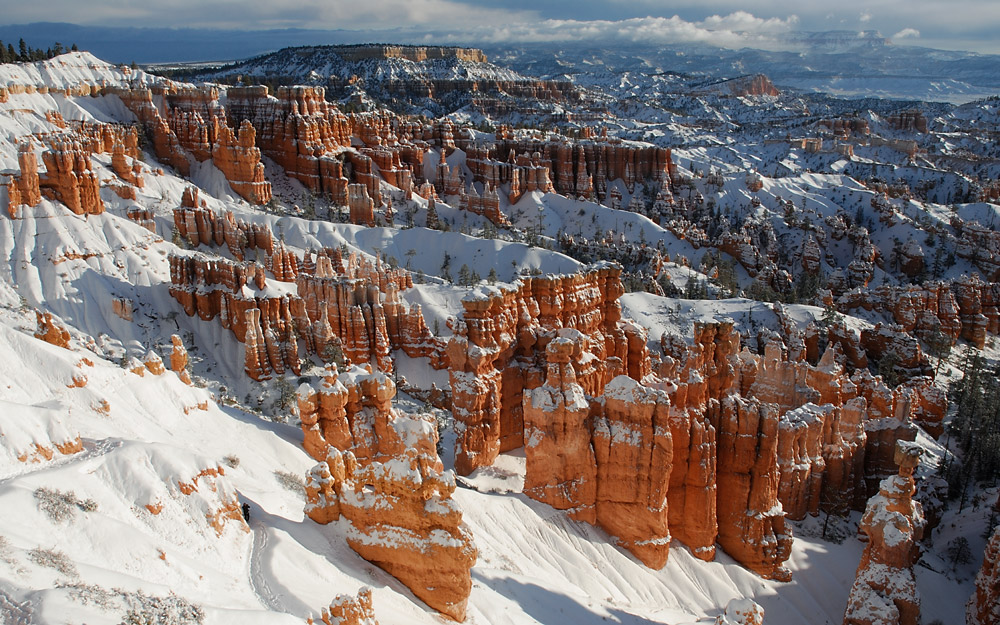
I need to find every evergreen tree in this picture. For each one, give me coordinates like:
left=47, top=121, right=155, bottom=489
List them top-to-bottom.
left=18, top=39, right=27, bottom=62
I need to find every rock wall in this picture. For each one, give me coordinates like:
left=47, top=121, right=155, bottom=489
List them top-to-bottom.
left=113, top=85, right=272, bottom=204
left=466, top=139, right=672, bottom=203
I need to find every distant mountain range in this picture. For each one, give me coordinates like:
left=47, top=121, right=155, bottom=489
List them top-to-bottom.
left=2, top=22, right=999, bottom=103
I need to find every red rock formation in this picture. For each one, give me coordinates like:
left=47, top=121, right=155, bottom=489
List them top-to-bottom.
left=225, top=86, right=353, bottom=200
left=212, top=120, right=272, bottom=205
left=111, top=139, right=144, bottom=189
left=467, top=139, right=670, bottom=203
left=39, top=141, right=104, bottom=215
left=16, top=142, right=42, bottom=207
left=348, top=183, right=376, bottom=227
left=449, top=266, right=635, bottom=476
left=111, top=297, right=134, bottom=321
left=244, top=308, right=270, bottom=381
left=34, top=311, right=71, bottom=348
left=860, top=323, right=932, bottom=380
left=170, top=334, right=193, bottom=384
left=522, top=337, right=597, bottom=521
left=139, top=350, right=164, bottom=376
left=302, top=367, right=476, bottom=621
left=591, top=375, right=673, bottom=568
left=712, top=395, right=792, bottom=581
left=776, top=403, right=829, bottom=520
left=843, top=441, right=925, bottom=625
left=968, top=525, right=1000, bottom=625
left=313, top=588, right=379, bottom=625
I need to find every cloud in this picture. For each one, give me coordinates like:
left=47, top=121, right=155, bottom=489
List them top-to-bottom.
left=860, top=11, right=872, bottom=23
left=428, top=13, right=802, bottom=51
left=892, top=28, right=921, bottom=39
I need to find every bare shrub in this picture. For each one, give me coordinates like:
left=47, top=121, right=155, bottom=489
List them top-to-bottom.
left=273, top=470, right=305, bottom=496
left=33, top=487, right=98, bottom=522
left=28, top=547, right=78, bottom=578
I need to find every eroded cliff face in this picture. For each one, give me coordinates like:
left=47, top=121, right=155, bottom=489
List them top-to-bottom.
left=114, top=85, right=273, bottom=204
left=168, top=235, right=443, bottom=381
left=302, top=366, right=476, bottom=621
left=843, top=442, right=925, bottom=625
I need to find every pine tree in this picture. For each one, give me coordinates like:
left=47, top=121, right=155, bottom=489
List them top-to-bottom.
left=18, top=39, right=27, bottom=62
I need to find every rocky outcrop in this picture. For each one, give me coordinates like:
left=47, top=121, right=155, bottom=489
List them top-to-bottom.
left=115, top=85, right=272, bottom=203
left=225, top=86, right=353, bottom=200
left=466, top=139, right=672, bottom=203
left=15, top=142, right=42, bottom=207
left=169, top=245, right=439, bottom=380
left=448, top=265, right=635, bottom=476
left=34, top=311, right=71, bottom=348
left=860, top=323, right=932, bottom=381
left=169, top=334, right=192, bottom=384
left=143, top=350, right=166, bottom=376
left=303, top=367, right=476, bottom=621
left=776, top=403, right=829, bottom=521
left=843, top=441, right=925, bottom=625
left=968, top=525, right=1000, bottom=625
left=312, top=588, right=379, bottom=625
left=716, top=598, right=766, bottom=625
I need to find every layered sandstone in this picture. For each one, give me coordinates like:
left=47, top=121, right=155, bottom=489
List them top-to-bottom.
left=212, top=120, right=272, bottom=204
left=169, top=243, right=439, bottom=380
left=448, top=265, right=635, bottom=476
left=169, top=334, right=193, bottom=384
left=591, top=375, right=673, bottom=568
left=843, top=441, right=925, bottom=625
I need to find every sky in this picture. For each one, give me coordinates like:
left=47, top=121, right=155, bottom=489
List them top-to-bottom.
left=3, top=0, right=1000, bottom=54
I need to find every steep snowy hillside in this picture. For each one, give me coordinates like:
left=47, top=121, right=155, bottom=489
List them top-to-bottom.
left=0, top=50, right=996, bottom=625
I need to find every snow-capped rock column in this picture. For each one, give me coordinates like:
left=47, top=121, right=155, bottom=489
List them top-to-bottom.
left=169, top=334, right=193, bottom=385
left=522, top=337, right=597, bottom=521
left=777, top=403, right=830, bottom=521
left=843, top=441, right=925, bottom=625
